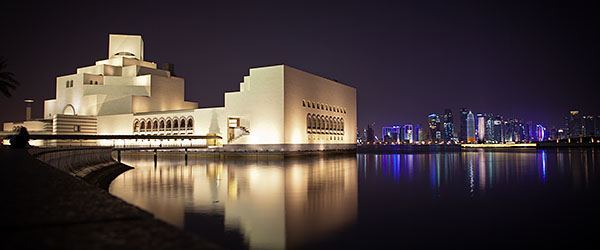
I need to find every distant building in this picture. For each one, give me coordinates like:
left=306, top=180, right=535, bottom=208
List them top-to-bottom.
left=459, top=108, right=469, bottom=142
left=442, top=109, right=454, bottom=142
left=566, top=110, right=583, bottom=138
left=466, top=111, right=476, bottom=143
left=428, top=113, right=442, bottom=142
left=477, top=113, right=485, bottom=142
left=485, top=115, right=494, bottom=142
left=583, top=115, right=595, bottom=137
left=492, top=116, right=504, bottom=143
left=596, top=116, right=600, bottom=136
left=366, top=124, right=375, bottom=143
left=402, top=124, right=414, bottom=143
left=536, top=124, right=546, bottom=141
left=381, top=126, right=401, bottom=143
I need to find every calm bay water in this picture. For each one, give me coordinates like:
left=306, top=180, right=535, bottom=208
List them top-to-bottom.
left=109, top=149, right=600, bottom=249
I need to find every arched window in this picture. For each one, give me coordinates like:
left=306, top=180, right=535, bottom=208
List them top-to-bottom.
left=302, top=100, right=306, bottom=107
left=63, top=104, right=76, bottom=115
left=306, top=114, right=311, bottom=132
left=315, top=115, right=321, bottom=130
left=180, top=118, right=186, bottom=130
left=187, top=118, right=193, bottom=131
left=332, top=118, right=336, bottom=132
left=341, top=118, right=344, bottom=132
left=166, top=119, right=172, bottom=133
left=173, top=119, right=179, bottom=130
left=135, top=120, right=142, bottom=133
left=140, top=120, right=146, bottom=132
left=145, top=120, right=151, bottom=132
left=153, top=120, right=158, bottom=132
left=159, top=120, right=165, bottom=131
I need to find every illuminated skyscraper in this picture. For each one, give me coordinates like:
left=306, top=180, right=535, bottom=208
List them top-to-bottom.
left=459, top=108, right=468, bottom=142
left=442, top=109, right=454, bottom=142
left=566, top=110, right=583, bottom=138
left=466, top=111, right=476, bottom=143
left=428, top=113, right=442, bottom=142
left=477, top=113, right=485, bottom=142
left=583, top=115, right=595, bottom=136
left=485, top=116, right=494, bottom=142
left=492, top=116, right=504, bottom=143
left=366, top=124, right=375, bottom=143
left=402, top=124, right=414, bottom=143
left=536, top=124, right=546, bottom=141
left=382, top=126, right=401, bottom=143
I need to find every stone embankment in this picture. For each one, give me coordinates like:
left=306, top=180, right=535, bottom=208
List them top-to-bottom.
left=2, top=146, right=221, bottom=249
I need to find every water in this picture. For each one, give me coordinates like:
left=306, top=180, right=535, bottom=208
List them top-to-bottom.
left=109, top=149, right=600, bottom=249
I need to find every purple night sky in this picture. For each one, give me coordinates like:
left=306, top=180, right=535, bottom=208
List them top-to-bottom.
left=1, top=1, right=599, bottom=131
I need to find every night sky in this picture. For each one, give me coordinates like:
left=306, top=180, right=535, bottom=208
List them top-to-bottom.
left=1, top=0, right=598, bottom=131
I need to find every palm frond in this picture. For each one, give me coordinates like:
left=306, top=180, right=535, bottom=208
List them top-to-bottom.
left=0, top=72, right=19, bottom=85
left=0, top=79, right=17, bottom=89
left=0, top=85, right=13, bottom=97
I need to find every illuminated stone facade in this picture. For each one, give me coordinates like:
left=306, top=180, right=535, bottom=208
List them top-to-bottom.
left=5, top=34, right=357, bottom=149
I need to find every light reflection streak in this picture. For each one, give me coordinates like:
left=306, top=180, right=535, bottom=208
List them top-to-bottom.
left=110, top=153, right=358, bottom=250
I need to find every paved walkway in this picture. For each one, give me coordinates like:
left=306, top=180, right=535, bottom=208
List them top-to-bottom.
left=2, top=147, right=221, bottom=250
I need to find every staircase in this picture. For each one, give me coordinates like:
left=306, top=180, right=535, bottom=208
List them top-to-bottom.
left=228, top=126, right=250, bottom=143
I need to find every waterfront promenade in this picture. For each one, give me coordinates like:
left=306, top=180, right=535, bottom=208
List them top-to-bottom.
left=1, top=146, right=221, bottom=250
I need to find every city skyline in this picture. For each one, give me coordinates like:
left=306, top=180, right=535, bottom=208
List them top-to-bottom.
left=2, top=1, right=599, bottom=132
left=371, top=108, right=599, bottom=144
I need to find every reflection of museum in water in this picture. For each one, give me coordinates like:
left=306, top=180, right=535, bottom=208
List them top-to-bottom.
left=109, top=153, right=357, bottom=249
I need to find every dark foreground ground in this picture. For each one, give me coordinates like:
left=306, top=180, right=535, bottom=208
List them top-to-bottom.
left=1, top=146, right=222, bottom=250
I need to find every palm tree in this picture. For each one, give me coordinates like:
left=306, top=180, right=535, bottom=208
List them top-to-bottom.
left=0, top=57, right=20, bottom=97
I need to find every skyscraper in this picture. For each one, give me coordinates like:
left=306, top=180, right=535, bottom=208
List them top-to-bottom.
left=459, top=108, right=469, bottom=142
left=442, top=109, right=454, bottom=142
left=567, top=110, right=583, bottom=138
left=466, top=111, right=476, bottom=143
left=428, top=113, right=442, bottom=142
left=477, top=113, right=485, bottom=142
left=583, top=115, right=595, bottom=137
left=485, top=116, right=494, bottom=142
left=492, top=116, right=504, bottom=143
left=596, top=116, right=600, bottom=136
left=366, top=124, right=375, bottom=143
left=402, top=124, right=414, bottom=143
left=414, top=124, right=421, bottom=142
left=536, top=124, right=546, bottom=141
left=382, top=126, right=401, bottom=143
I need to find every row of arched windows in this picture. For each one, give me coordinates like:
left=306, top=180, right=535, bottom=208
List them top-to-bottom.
left=302, top=100, right=347, bottom=114
left=306, top=113, right=344, bottom=135
left=133, top=116, right=194, bottom=134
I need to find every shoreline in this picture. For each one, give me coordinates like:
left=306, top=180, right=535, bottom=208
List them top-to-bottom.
left=2, top=146, right=222, bottom=249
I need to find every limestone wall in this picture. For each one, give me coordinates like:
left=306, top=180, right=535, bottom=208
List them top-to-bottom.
left=29, top=147, right=117, bottom=178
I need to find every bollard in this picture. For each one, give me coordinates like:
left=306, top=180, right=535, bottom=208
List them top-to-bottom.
left=184, top=148, right=188, bottom=165
left=153, top=149, right=158, bottom=167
